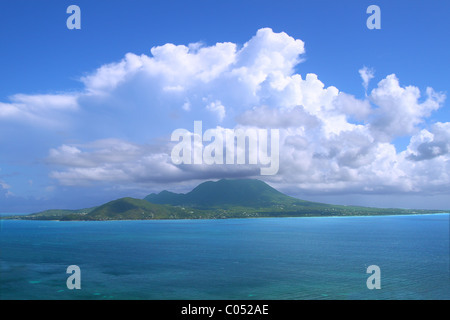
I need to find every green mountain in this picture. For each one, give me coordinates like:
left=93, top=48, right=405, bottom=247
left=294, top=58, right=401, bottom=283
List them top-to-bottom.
left=145, top=178, right=300, bottom=207
left=4, top=179, right=447, bottom=221
left=143, top=179, right=445, bottom=217
left=61, top=197, right=200, bottom=221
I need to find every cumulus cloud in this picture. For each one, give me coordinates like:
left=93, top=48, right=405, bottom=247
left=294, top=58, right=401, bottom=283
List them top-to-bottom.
left=1, top=28, right=448, bottom=198
left=359, top=66, right=375, bottom=91
left=369, top=75, right=445, bottom=141
left=333, top=92, right=372, bottom=121
left=206, top=100, right=226, bottom=122
left=237, top=105, right=320, bottom=129
left=405, top=122, right=450, bottom=161
left=47, top=138, right=260, bottom=187
left=47, top=139, right=178, bottom=186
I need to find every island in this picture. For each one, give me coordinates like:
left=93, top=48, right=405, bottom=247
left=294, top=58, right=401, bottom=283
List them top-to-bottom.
left=2, top=179, right=447, bottom=221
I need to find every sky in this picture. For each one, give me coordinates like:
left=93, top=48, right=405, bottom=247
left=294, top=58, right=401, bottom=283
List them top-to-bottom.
left=0, top=0, right=449, bottom=213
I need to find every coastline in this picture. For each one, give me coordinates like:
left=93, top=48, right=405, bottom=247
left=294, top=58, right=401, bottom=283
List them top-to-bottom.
left=1, top=211, right=448, bottom=222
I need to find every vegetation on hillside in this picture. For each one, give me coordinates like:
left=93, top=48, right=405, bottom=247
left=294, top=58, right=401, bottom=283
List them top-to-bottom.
left=4, top=179, right=447, bottom=221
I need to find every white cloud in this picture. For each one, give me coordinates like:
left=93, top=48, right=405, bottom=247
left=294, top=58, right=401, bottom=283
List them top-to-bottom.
left=1, top=28, right=448, bottom=199
left=81, top=52, right=145, bottom=95
left=359, top=66, right=375, bottom=91
left=369, top=75, right=445, bottom=141
left=333, top=92, right=372, bottom=121
left=0, top=93, right=78, bottom=126
left=182, top=100, right=191, bottom=111
left=206, top=100, right=226, bottom=122
left=404, top=122, right=450, bottom=161
left=47, top=137, right=261, bottom=188
left=48, top=139, right=180, bottom=186
left=0, top=179, right=14, bottom=198
left=0, top=180, right=11, bottom=190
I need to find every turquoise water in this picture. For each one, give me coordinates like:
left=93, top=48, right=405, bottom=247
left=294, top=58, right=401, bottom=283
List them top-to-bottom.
left=0, top=214, right=449, bottom=300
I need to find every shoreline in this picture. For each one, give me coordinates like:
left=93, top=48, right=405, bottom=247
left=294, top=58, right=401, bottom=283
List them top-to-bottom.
left=2, top=211, right=448, bottom=222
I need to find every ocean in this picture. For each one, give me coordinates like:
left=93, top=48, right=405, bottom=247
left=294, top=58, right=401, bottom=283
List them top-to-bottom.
left=0, top=214, right=449, bottom=300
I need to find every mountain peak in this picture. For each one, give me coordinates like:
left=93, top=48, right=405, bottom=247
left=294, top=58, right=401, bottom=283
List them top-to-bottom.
left=16, top=179, right=446, bottom=221
left=144, top=179, right=295, bottom=208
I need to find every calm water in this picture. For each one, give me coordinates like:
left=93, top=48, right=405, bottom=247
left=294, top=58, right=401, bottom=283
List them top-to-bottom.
left=0, top=214, right=449, bottom=300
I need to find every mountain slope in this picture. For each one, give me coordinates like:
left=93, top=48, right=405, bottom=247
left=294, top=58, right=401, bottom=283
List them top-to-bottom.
left=144, top=178, right=446, bottom=217
left=145, top=178, right=303, bottom=208
left=5, top=179, right=447, bottom=221
left=62, top=197, right=198, bottom=221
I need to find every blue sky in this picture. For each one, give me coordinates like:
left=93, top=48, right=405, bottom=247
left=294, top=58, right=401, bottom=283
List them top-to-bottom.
left=1, top=0, right=449, bottom=212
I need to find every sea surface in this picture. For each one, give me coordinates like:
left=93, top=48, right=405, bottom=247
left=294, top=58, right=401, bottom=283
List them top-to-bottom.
left=0, top=214, right=449, bottom=300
